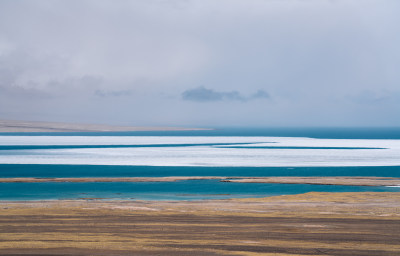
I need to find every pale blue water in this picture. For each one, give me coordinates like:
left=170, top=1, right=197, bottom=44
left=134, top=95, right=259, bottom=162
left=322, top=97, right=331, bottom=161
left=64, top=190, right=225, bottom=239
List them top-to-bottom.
left=0, top=127, right=399, bottom=200
left=2, top=127, right=400, bottom=139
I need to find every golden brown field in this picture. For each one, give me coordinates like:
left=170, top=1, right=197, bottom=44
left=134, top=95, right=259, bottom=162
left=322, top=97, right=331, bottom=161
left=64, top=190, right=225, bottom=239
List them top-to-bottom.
left=1, top=192, right=399, bottom=255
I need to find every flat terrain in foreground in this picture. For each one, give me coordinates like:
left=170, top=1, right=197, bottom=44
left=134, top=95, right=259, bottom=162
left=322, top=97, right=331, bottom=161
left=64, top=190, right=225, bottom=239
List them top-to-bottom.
left=1, top=192, right=400, bottom=256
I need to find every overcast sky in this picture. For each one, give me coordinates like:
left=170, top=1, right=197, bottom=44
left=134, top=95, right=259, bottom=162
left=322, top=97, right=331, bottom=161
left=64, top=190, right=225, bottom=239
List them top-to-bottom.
left=0, top=0, right=399, bottom=127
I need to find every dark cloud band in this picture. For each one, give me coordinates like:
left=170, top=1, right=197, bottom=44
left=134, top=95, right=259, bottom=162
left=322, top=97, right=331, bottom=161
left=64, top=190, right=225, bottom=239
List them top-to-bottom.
left=182, top=86, right=269, bottom=102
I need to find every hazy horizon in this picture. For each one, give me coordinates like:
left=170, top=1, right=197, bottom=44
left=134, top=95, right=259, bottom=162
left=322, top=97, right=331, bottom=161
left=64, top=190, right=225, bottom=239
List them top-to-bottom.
left=1, top=0, right=399, bottom=127
left=2, top=118, right=400, bottom=129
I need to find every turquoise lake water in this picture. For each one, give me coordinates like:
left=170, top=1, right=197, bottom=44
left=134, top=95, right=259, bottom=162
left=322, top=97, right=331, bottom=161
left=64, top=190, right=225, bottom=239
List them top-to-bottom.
left=0, top=128, right=399, bottom=200
left=0, top=180, right=395, bottom=201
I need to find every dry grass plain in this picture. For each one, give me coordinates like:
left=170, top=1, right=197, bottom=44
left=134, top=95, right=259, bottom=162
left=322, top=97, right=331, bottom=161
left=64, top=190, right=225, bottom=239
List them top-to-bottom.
left=1, top=192, right=400, bottom=256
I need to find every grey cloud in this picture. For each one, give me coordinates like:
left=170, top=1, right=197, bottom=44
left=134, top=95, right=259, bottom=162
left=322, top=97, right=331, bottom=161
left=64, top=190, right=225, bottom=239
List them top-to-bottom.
left=0, top=84, right=51, bottom=99
left=182, top=86, right=269, bottom=102
left=182, top=86, right=224, bottom=102
left=94, top=90, right=132, bottom=97
left=251, top=90, right=270, bottom=100
left=350, top=90, right=400, bottom=105
left=354, top=91, right=389, bottom=104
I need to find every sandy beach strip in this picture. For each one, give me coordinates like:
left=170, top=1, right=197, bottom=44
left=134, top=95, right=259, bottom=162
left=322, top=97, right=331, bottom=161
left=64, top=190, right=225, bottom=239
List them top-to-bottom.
left=1, top=176, right=400, bottom=186
left=220, top=176, right=400, bottom=186
left=0, top=192, right=399, bottom=256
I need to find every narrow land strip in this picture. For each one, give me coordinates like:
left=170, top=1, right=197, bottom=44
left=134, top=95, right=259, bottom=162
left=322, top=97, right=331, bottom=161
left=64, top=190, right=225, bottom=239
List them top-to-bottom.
left=0, top=120, right=208, bottom=133
left=1, top=176, right=400, bottom=186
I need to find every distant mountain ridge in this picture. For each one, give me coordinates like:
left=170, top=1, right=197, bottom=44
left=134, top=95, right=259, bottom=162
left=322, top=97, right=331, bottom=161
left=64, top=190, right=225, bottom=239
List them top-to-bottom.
left=0, top=120, right=208, bottom=133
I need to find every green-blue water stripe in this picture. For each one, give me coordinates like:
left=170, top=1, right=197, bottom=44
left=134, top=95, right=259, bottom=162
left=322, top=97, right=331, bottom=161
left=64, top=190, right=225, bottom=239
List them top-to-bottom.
left=1, top=164, right=399, bottom=178
left=0, top=180, right=397, bottom=201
